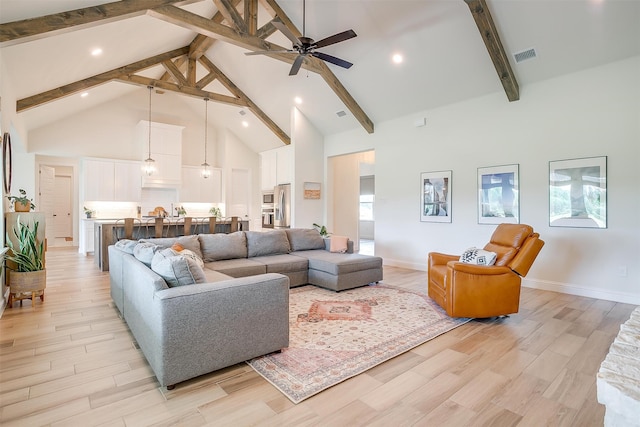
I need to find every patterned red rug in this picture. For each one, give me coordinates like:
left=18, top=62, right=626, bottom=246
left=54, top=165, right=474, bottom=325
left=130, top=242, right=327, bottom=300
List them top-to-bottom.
left=247, top=284, right=471, bottom=403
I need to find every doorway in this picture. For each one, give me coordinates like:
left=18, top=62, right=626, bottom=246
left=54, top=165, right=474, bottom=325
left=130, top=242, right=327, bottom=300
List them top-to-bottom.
left=327, top=150, right=375, bottom=254
left=39, top=165, right=74, bottom=247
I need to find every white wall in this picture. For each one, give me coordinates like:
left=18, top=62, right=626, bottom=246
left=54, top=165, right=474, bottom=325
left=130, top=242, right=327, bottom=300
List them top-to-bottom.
left=325, top=56, right=640, bottom=304
left=291, top=107, right=324, bottom=229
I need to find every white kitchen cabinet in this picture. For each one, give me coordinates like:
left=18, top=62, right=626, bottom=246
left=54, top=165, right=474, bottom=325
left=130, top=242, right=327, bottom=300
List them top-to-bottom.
left=138, top=121, right=184, bottom=188
left=276, top=145, right=293, bottom=185
left=260, top=146, right=293, bottom=191
left=260, top=150, right=277, bottom=191
left=83, top=158, right=141, bottom=202
left=83, top=159, right=114, bottom=201
left=180, top=166, right=222, bottom=203
left=79, top=219, right=95, bottom=255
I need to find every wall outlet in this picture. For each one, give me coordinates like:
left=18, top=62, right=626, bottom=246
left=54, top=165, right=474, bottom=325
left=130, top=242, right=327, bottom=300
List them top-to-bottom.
left=616, top=265, right=628, bottom=277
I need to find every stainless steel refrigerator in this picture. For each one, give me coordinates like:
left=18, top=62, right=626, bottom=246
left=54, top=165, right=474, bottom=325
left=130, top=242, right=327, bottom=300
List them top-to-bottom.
left=274, top=183, right=291, bottom=228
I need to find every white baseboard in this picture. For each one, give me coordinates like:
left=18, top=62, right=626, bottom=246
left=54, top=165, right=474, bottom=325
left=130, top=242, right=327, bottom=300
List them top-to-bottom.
left=382, top=259, right=640, bottom=305
left=522, top=278, right=640, bottom=305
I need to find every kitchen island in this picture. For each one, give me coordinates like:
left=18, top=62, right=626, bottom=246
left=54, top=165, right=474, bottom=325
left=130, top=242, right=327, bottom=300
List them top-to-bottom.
left=93, top=217, right=249, bottom=271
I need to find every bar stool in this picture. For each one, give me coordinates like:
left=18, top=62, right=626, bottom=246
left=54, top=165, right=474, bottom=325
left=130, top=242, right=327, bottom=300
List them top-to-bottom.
left=207, top=216, right=217, bottom=234
left=173, top=217, right=193, bottom=236
left=114, top=218, right=143, bottom=241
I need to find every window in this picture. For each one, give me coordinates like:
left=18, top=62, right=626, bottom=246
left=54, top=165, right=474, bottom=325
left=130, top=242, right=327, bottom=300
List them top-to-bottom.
left=360, top=194, right=374, bottom=220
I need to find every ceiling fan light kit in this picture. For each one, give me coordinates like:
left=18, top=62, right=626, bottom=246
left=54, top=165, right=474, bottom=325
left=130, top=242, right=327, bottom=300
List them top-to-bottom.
left=246, top=0, right=357, bottom=76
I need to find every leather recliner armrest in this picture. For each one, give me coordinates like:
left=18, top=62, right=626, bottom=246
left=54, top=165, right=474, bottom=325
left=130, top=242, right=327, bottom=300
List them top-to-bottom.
left=428, top=252, right=459, bottom=267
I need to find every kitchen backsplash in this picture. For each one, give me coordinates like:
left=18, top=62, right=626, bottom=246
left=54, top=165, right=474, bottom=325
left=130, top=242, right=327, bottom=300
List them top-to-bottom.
left=84, top=188, right=224, bottom=219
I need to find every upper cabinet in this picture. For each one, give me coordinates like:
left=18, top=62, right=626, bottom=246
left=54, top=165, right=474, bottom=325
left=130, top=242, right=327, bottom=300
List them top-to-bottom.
left=137, top=121, right=184, bottom=188
left=260, top=146, right=293, bottom=191
left=83, top=158, right=141, bottom=202
left=180, top=166, right=223, bottom=203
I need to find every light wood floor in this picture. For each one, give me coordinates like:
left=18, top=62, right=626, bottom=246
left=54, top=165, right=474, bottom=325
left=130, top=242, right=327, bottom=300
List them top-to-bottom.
left=1, top=247, right=636, bottom=426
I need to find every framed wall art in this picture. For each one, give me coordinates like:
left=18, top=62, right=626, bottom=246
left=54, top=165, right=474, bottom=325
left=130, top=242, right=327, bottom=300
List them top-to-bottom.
left=549, top=156, right=607, bottom=228
left=477, top=164, right=519, bottom=225
left=420, top=170, right=451, bottom=223
left=303, top=182, right=321, bottom=199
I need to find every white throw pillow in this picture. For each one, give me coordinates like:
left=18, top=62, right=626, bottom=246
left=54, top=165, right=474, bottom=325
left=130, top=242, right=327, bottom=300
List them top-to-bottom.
left=329, top=236, right=349, bottom=253
left=459, top=247, right=497, bottom=266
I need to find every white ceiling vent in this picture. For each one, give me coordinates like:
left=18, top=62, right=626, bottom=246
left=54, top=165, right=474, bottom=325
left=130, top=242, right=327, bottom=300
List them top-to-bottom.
left=513, top=48, right=537, bottom=64
left=336, top=110, right=347, bottom=118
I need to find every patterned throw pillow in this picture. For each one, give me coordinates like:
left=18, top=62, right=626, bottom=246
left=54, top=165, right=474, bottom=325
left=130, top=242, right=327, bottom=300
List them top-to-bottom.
left=459, top=247, right=497, bottom=266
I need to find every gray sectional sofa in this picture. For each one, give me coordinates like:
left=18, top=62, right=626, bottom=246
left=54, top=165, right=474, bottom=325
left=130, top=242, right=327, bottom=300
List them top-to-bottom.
left=108, top=228, right=383, bottom=389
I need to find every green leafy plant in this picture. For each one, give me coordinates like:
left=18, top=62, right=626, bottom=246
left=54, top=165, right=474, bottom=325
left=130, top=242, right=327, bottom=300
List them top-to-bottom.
left=6, top=188, right=36, bottom=211
left=83, top=206, right=95, bottom=217
left=176, top=206, right=187, bottom=216
left=209, top=206, right=221, bottom=218
left=6, top=217, right=45, bottom=272
left=312, top=223, right=330, bottom=237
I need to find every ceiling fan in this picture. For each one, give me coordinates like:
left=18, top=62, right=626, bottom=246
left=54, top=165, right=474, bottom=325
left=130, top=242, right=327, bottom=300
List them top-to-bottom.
left=245, top=0, right=357, bottom=76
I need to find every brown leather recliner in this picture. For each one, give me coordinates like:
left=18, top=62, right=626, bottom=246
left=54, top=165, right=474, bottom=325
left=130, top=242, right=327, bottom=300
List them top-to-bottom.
left=428, top=224, right=544, bottom=318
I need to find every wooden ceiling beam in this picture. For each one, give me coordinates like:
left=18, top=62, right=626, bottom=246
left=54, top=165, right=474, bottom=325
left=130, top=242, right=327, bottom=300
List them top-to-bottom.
left=0, top=0, right=200, bottom=47
left=212, top=0, right=246, bottom=32
left=245, top=0, right=259, bottom=35
left=464, top=0, right=519, bottom=102
left=148, top=5, right=325, bottom=74
left=256, top=20, right=277, bottom=40
left=16, top=47, right=189, bottom=112
left=199, top=55, right=290, bottom=145
left=162, top=60, right=188, bottom=85
left=116, top=74, right=247, bottom=107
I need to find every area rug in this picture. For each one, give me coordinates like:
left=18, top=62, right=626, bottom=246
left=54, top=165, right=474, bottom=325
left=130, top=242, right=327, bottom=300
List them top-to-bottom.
left=247, top=284, right=471, bottom=403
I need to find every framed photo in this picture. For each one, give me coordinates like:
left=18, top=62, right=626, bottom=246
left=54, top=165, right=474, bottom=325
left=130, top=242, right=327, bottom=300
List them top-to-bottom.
left=549, top=156, right=607, bottom=228
left=478, top=164, right=519, bottom=224
left=420, top=170, right=451, bottom=223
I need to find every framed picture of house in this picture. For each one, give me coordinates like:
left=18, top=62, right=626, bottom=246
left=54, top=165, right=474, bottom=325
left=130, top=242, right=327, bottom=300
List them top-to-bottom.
left=549, top=156, right=607, bottom=228
left=477, top=164, right=519, bottom=225
left=420, top=170, right=451, bottom=223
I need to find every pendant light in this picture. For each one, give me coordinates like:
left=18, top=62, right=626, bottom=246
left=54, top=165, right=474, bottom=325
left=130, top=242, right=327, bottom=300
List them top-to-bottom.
left=144, top=86, right=155, bottom=176
left=201, top=98, right=211, bottom=179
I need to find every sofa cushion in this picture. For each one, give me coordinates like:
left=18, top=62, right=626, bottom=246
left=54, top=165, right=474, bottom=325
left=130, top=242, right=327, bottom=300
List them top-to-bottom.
left=285, top=228, right=325, bottom=251
left=245, top=230, right=290, bottom=257
left=199, top=232, right=247, bottom=262
left=140, top=235, right=203, bottom=259
left=329, top=236, right=349, bottom=253
left=114, top=239, right=137, bottom=254
left=133, top=242, right=160, bottom=266
left=459, top=247, right=497, bottom=266
left=292, top=250, right=382, bottom=275
left=151, top=254, right=207, bottom=287
left=251, top=254, right=308, bottom=274
left=204, top=258, right=266, bottom=278
left=202, top=269, right=234, bottom=283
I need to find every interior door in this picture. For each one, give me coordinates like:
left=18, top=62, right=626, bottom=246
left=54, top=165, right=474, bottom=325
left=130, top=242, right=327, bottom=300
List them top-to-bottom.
left=39, top=165, right=56, bottom=244
left=53, top=175, right=72, bottom=240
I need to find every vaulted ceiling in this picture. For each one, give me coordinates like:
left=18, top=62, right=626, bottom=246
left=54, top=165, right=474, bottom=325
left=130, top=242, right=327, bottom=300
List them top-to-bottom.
left=1, top=0, right=639, bottom=153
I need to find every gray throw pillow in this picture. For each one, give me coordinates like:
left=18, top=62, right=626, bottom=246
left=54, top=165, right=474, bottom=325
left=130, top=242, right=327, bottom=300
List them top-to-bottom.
left=286, top=228, right=325, bottom=251
left=245, top=230, right=290, bottom=257
left=198, top=231, right=247, bottom=262
left=114, top=239, right=137, bottom=254
left=133, top=242, right=160, bottom=266
left=151, top=253, right=207, bottom=287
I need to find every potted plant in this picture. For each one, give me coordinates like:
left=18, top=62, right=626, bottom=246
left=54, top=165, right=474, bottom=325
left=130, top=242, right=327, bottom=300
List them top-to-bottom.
left=6, top=188, right=36, bottom=212
left=83, top=206, right=95, bottom=218
left=176, top=206, right=187, bottom=217
left=209, top=206, right=222, bottom=218
left=5, top=216, right=46, bottom=307
left=312, top=223, right=331, bottom=237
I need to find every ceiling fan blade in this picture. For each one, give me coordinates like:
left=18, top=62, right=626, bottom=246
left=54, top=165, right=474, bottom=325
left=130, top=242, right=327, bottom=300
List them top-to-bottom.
left=272, top=19, right=302, bottom=47
left=313, top=29, right=357, bottom=49
left=245, top=50, right=294, bottom=56
left=311, top=52, right=353, bottom=69
left=289, top=55, right=305, bottom=76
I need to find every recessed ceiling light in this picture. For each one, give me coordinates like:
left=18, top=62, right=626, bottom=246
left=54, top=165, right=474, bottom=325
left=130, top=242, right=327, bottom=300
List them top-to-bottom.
left=91, top=48, right=103, bottom=56
left=392, top=53, right=403, bottom=64
left=80, top=92, right=89, bottom=98
left=294, top=97, right=303, bottom=105
left=242, top=121, right=249, bottom=128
